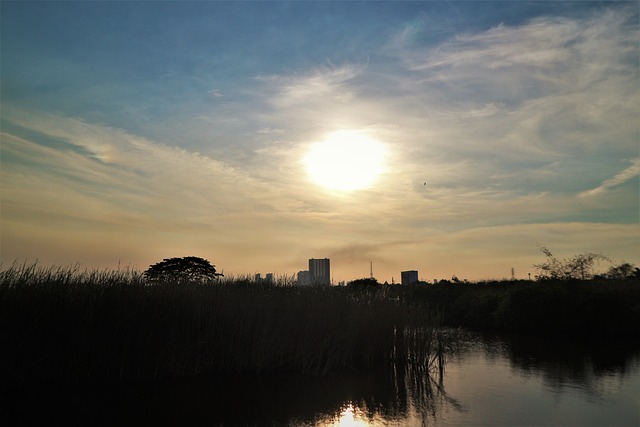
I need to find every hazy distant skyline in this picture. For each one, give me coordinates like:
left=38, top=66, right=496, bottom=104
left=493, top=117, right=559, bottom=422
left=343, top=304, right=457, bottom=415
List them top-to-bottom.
left=1, top=1, right=638, bottom=282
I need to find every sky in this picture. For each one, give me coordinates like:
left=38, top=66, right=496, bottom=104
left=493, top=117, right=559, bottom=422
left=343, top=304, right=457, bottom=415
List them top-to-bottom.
left=1, top=1, right=638, bottom=283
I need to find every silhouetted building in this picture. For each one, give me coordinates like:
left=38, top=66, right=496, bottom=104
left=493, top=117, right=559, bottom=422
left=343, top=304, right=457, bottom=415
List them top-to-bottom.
left=309, top=258, right=331, bottom=286
left=297, top=270, right=310, bottom=286
left=401, top=270, right=419, bottom=285
left=255, top=273, right=261, bottom=282
left=265, top=273, right=274, bottom=283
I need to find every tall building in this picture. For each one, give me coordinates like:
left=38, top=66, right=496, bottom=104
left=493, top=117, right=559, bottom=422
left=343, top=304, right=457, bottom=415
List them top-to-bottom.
left=309, top=258, right=331, bottom=286
left=297, top=270, right=310, bottom=286
left=401, top=270, right=419, bottom=285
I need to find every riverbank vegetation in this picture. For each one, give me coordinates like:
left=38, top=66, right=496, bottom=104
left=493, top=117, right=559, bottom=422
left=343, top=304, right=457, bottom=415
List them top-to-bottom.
left=1, top=262, right=638, bottom=386
left=0, top=263, right=449, bottom=385
left=396, top=278, right=640, bottom=337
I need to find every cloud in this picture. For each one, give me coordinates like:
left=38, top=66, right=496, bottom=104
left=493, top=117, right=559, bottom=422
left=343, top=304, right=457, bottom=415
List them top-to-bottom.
left=248, top=5, right=638, bottom=237
left=382, top=6, right=639, bottom=172
left=385, top=8, right=636, bottom=197
left=401, top=8, right=637, bottom=92
left=258, top=64, right=362, bottom=105
left=0, top=107, right=306, bottom=231
left=0, top=107, right=410, bottom=273
left=257, top=127, right=284, bottom=134
left=580, top=158, right=640, bottom=197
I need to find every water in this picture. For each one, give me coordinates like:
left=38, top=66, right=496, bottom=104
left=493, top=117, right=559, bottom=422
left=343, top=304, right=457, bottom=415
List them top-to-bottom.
left=3, top=331, right=639, bottom=426
left=304, top=332, right=640, bottom=426
left=425, top=334, right=640, bottom=426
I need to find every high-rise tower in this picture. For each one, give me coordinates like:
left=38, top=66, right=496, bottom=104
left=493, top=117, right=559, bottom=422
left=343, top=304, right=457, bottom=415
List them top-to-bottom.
left=309, top=258, right=331, bottom=286
left=401, top=270, right=419, bottom=285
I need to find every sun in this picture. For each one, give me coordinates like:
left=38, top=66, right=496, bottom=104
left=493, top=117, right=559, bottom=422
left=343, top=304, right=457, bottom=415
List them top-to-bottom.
left=304, top=130, right=387, bottom=192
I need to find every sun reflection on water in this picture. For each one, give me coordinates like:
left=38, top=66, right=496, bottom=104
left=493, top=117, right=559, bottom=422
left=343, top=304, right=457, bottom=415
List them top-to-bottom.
left=314, top=400, right=407, bottom=427
left=335, top=404, right=369, bottom=427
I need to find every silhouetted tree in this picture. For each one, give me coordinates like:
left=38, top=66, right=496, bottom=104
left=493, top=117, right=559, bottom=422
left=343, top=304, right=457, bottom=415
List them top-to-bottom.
left=534, top=246, right=609, bottom=281
left=144, top=256, right=223, bottom=283
left=605, top=262, right=637, bottom=280
left=347, top=277, right=380, bottom=287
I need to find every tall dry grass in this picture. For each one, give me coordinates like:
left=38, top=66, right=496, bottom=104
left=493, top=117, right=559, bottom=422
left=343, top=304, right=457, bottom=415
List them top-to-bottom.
left=0, top=263, right=446, bottom=384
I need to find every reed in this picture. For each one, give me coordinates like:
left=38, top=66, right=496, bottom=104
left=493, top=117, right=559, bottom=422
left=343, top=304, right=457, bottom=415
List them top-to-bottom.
left=0, top=263, right=447, bottom=384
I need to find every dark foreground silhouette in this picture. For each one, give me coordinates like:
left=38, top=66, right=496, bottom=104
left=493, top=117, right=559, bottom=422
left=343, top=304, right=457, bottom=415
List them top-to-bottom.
left=0, top=264, right=638, bottom=387
left=0, top=264, right=449, bottom=385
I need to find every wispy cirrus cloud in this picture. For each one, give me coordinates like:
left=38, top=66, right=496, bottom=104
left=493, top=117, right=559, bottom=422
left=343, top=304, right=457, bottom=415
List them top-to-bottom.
left=380, top=7, right=637, bottom=194
left=399, top=8, right=637, bottom=93
left=257, top=64, right=363, bottom=108
left=0, top=107, right=298, bottom=217
left=580, top=158, right=640, bottom=198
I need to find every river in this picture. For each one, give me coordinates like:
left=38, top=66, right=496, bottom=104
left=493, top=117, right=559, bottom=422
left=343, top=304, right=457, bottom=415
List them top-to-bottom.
left=3, top=330, right=638, bottom=426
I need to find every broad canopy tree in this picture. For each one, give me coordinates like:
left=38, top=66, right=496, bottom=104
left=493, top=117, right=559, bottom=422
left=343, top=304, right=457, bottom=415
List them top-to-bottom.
left=144, top=256, right=223, bottom=284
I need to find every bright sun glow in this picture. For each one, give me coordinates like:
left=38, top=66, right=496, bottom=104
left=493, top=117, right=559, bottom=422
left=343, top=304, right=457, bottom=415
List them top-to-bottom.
left=304, top=130, right=386, bottom=192
left=335, top=404, right=369, bottom=427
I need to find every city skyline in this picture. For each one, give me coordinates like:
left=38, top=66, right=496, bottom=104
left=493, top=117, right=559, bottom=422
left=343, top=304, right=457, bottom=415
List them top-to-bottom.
left=1, top=2, right=638, bottom=283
